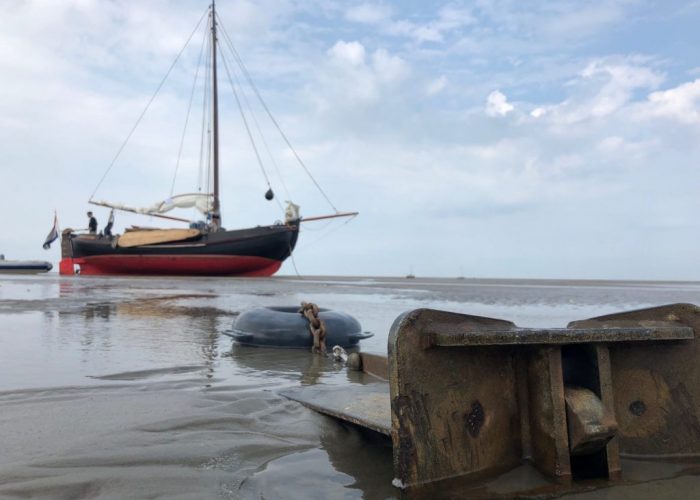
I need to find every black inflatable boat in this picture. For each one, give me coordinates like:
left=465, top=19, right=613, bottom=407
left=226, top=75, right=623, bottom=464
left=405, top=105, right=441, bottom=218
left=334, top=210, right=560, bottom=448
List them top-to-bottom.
left=0, top=257, right=53, bottom=274
left=228, top=306, right=373, bottom=348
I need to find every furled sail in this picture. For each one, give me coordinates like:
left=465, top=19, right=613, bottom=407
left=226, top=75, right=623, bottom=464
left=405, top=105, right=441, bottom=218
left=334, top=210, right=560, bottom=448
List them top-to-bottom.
left=94, top=193, right=214, bottom=217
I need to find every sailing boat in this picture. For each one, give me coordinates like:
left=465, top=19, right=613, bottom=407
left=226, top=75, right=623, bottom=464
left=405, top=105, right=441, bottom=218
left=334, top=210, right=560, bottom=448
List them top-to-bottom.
left=59, top=1, right=355, bottom=277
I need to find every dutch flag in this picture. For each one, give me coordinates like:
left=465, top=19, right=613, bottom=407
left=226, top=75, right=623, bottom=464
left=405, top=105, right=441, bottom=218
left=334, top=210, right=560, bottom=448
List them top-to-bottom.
left=43, top=212, right=59, bottom=250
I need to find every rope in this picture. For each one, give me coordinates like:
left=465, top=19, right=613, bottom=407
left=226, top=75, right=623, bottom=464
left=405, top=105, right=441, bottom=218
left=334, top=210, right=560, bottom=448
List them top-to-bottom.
left=90, top=6, right=209, bottom=201
left=204, top=15, right=213, bottom=203
left=216, top=15, right=339, bottom=213
left=171, top=17, right=209, bottom=196
left=197, top=20, right=212, bottom=193
left=218, top=36, right=292, bottom=202
left=220, top=50, right=285, bottom=213
left=221, top=50, right=290, bottom=213
left=219, top=51, right=274, bottom=191
left=298, top=213, right=357, bottom=248
left=288, top=243, right=302, bottom=278
left=299, top=302, right=326, bottom=354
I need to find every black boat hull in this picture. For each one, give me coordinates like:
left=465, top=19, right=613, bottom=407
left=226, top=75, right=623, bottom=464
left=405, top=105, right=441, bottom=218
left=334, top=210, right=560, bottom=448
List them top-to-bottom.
left=60, top=224, right=299, bottom=276
left=0, top=261, right=53, bottom=274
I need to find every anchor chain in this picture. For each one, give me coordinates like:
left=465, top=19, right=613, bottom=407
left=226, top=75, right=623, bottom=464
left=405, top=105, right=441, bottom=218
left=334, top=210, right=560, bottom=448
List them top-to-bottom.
left=299, top=302, right=327, bottom=353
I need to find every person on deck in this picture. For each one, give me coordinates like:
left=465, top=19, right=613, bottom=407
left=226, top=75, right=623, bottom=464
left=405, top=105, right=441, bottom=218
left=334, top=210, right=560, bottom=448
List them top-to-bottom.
left=87, top=212, right=98, bottom=234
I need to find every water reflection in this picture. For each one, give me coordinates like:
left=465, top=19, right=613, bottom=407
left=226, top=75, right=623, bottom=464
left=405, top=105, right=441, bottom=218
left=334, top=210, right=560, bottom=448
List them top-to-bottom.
left=2, top=275, right=700, bottom=498
left=0, top=281, right=244, bottom=387
left=84, top=302, right=114, bottom=321
left=224, top=345, right=341, bottom=385
left=319, top=425, right=394, bottom=497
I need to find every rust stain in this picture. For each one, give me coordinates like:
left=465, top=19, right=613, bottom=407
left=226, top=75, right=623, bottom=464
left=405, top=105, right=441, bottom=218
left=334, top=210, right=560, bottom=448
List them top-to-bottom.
left=465, top=401, right=485, bottom=438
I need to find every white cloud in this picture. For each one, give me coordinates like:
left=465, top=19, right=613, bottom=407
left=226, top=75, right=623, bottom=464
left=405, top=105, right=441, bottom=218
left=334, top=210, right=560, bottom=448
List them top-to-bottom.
left=345, top=3, right=392, bottom=24
left=538, top=3, right=628, bottom=40
left=385, top=4, right=475, bottom=44
left=436, top=5, right=477, bottom=30
left=388, top=20, right=444, bottom=43
left=328, top=40, right=366, bottom=66
left=316, top=41, right=408, bottom=105
left=371, top=48, right=408, bottom=83
left=536, top=59, right=665, bottom=125
left=579, top=60, right=664, bottom=118
left=537, top=65, right=700, bottom=127
left=426, top=75, right=448, bottom=96
left=644, top=79, right=700, bottom=124
left=485, top=90, right=514, bottom=116
left=595, top=136, right=655, bottom=161
left=597, top=136, right=626, bottom=151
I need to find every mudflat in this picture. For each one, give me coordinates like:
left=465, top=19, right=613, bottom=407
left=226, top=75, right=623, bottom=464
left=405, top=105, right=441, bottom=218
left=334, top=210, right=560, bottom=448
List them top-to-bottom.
left=1, top=275, right=699, bottom=498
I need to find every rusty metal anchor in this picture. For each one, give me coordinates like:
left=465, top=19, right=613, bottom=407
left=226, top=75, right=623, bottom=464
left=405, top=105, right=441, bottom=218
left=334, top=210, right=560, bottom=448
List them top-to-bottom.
left=282, top=303, right=700, bottom=492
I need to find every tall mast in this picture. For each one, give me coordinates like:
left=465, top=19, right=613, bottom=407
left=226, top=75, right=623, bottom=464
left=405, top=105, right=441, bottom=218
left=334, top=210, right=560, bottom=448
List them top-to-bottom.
left=211, top=0, right=221, bottom=229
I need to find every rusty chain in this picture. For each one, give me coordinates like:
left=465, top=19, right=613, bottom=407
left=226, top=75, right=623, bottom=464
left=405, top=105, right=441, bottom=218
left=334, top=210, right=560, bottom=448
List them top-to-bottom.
left=299, top=302, right=327, bottom=354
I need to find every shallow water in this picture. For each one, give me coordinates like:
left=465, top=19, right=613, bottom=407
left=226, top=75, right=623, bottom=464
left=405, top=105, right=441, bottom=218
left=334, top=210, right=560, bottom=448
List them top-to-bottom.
left=1, top=275, right=699, bottom=498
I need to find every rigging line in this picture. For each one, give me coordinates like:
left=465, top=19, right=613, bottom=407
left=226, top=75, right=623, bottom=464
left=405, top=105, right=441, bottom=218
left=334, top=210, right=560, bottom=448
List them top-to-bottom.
left=90, top=6, right=209, bottom=201
left=170, top=14, right=209, bottom=197
left=216, top=15, right=339, bottom=213
left=197, top=16, right=212, bottom=192
left=198, top=23, right=212, bottom=193
left=219, top=40, right=292, bottom=201
left=206, top=49, right=213, bottom=206
left=219, top=51, right=270, bottom=187
left=221, top=52, right=285, bottom=214
left=223, top=53, right=285, bottom=214
left=206, top=99, right=212, bottom=203
left=299, top=214, right=357, bottom=248
left=300, top=219, right=335, bottom=231
left=288, top=243, right=302, bottom=278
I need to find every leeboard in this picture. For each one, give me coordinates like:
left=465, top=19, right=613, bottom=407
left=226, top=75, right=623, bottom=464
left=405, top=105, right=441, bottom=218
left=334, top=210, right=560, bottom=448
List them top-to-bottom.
left=116, top=228, right=201, bottom=248
left=281, top=383, right=391, bottom=436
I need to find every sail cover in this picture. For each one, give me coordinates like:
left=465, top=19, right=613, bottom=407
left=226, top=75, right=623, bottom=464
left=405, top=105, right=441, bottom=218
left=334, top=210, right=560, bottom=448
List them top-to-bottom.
left=95, top=193, right=214, bottom=217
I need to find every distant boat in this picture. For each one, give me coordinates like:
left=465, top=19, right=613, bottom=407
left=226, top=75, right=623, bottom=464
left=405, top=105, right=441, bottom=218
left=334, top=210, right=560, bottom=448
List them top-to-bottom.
left=59, top=1, right=356, bottom=277
left=0, top=256, right=52, bottom=274
left=405, top=265, right=415, bottom=279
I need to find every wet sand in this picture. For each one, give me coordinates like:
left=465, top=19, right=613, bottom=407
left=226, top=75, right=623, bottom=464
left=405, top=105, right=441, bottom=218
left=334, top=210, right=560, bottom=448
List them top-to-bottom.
left=1, top=275, right=700, bottom=498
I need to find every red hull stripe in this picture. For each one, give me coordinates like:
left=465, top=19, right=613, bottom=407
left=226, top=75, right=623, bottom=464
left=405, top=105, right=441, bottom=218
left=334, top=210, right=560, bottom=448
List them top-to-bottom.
left=68, top=254, right=283, bottom=277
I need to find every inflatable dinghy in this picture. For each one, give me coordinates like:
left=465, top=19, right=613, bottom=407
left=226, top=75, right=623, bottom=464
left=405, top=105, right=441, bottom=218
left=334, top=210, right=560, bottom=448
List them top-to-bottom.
left=0, top=258, right=53, bottom=274
left=228, top=306, right=373, bottom=348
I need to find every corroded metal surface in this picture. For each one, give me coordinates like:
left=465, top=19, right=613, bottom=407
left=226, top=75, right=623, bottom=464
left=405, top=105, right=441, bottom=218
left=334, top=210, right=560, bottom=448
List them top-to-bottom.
left=284, top=303, right=700, bottom=493
left=388, top=303, right=699, bottom=489
left=569, top=303, right=700, bottom=458
left=388, top=309, right=523, bottom=487
left=431, top=325, right=692, bottom=346
left=591, top=344, right=622, bottom=479
left=526, top=346, right=571, bottom=480
left=358, top=353, right=389, bottom=380
left=281, top=384, right=391, bottom=436
left=564, top=386, right=617, bottom=456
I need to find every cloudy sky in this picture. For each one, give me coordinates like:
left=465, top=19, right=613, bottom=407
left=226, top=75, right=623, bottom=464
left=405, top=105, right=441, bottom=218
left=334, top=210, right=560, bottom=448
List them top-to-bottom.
left=1, top=0, right=699, bottom=279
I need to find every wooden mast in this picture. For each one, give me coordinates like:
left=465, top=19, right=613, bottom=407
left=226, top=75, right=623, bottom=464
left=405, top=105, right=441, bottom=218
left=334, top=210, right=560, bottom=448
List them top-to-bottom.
left=211, top=0, right=221, bottom=229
